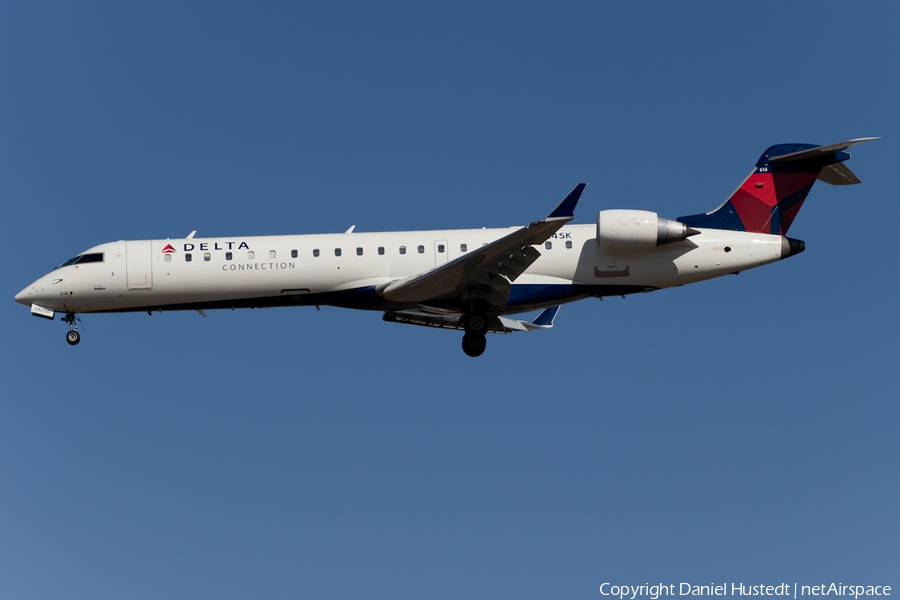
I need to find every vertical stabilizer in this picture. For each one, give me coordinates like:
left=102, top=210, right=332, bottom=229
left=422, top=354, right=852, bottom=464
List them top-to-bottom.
left=678, top=138, right=876, bottom=235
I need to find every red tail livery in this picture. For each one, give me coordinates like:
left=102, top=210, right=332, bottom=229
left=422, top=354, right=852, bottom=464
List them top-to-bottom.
left=679, top=138, right=877, bottom=235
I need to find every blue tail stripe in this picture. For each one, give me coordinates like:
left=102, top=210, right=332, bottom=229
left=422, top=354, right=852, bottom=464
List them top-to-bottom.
left=678, top=201, right=745, bottom=232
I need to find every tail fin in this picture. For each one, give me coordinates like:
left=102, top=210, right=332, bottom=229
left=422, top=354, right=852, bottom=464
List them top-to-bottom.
left=678, top=138, right=877, bottom=235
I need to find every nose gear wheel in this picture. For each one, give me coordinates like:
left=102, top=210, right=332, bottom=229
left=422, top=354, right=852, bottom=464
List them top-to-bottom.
left=62, top=313, right=82, bottom=346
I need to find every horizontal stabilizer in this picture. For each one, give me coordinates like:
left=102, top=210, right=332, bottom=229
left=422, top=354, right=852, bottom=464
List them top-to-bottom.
left=768, top=137, right=879, bottom=163
left=817, top=162, right=862, bottom=185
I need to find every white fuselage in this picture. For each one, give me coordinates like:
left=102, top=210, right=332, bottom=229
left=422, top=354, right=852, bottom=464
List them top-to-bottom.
left=15, top=224, right=787, bottom=316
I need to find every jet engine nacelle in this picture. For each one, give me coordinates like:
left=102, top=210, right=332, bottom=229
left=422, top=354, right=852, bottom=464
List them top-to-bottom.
left=596, top=209, right=699, bottom=253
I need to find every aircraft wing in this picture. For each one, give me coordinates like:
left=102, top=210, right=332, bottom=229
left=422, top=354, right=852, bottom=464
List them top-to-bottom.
left=377, top=184, right=585, bottom=307
left=383, top=305, right=561, bottom=333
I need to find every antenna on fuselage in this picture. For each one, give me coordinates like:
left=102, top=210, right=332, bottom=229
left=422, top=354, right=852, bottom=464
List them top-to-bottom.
left=186, top=231, right=197, bottom=239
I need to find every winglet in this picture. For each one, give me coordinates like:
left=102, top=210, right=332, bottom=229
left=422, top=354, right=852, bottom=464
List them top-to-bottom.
left=545, top=184, right=586, bottom=221
left=531, top=305, right=560, bottom=327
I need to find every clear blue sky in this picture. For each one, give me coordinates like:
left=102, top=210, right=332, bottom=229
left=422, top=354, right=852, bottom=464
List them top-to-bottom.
left=2, top=2, right=896, bottom=599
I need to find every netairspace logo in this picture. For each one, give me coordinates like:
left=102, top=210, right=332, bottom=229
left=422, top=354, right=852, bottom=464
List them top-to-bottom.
left=599, top=584, right=892, bottom=600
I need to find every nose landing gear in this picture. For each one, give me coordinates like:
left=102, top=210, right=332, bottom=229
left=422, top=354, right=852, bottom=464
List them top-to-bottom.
left=63, top=313, right=81, bottom=345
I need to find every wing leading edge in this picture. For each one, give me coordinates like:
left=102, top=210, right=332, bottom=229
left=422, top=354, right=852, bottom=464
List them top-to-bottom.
left=377, top=184, right=586, bottom=307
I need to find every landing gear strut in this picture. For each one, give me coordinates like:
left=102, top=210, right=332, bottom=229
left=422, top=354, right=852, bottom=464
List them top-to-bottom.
left=461, top=311, right=488, bottom=357
left=63, top=313, right=81, bottom=346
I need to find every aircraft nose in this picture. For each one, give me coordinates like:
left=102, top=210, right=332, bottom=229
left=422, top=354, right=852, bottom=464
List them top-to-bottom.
left=15, top=286, right=32, bottom=306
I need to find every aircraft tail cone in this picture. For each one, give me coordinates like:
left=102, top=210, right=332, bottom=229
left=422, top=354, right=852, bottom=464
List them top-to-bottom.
left=781, top=237, right=806, bottom=260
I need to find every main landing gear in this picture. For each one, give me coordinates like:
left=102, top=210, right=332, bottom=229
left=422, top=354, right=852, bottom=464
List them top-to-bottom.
left=461, top=312, right=488, bottom=357
left=63, top=313, right=81, bottom=345
left=461, top=333, right=486, bottom=357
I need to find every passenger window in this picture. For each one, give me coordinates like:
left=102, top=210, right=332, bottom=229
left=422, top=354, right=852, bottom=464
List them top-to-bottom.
left=545, top=241, right=552, bottom=249
left=565, top=241, right=573, bottom=249
left=437, top=244, right=445, bottom=253
left=460, top=244, right=467, bottom=252
left=417, top=245, right=425, bottom=254
left=399, top=246, right=406, bottom=255
left=357, top=247, right=363, bottom=256
left=378, top=247, right=384, bottom=255
left=335, top=248, right=341, bottom=257
left=291, top=249, right=298, bottom=258
left=313, top=249, right=320, bottom=257
left=269, top=250, right=276, bottom=259
left=248, top=251, right=255, bottom=259
left=204, top=252, right=211, bottom=261
left=226, top=252, right=232, bottom=260
left=185, top=253, right=192, bottom=262
left=164, top=254, right=171, bottom=263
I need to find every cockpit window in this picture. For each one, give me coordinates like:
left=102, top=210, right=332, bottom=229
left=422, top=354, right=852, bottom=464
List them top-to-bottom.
left=55, top=253, right=104, bottom=270
left=56, top=257, right=79, bottom=269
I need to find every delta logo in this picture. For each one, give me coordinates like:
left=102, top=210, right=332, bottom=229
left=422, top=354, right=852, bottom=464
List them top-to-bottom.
left=161, top=244, right=177, bottom=253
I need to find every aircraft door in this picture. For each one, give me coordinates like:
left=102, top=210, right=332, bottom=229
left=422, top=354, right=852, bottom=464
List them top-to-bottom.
left=126, top=240, right=153, bottom=289
left=434, top=240, right=448, bottom=266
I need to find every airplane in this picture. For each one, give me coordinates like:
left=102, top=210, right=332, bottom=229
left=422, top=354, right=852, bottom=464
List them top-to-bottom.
left=15, top=138, right=875, bottom=357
